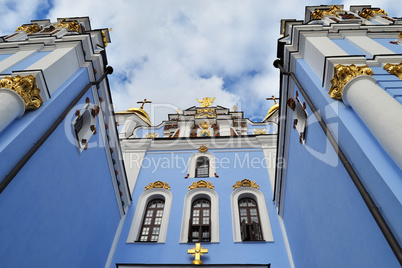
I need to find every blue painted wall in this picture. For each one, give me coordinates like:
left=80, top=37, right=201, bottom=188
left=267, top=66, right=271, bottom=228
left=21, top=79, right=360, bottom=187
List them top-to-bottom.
left=331, top=38, right=366, bottom=56
left=373, top=38, right=402, bottom=54
left=1, top=51, right=51, bottom=74
left=278, top=58, right=402, bottom=267
left=1, top=68, right=89, bottom=183
left=0, top=89, right=120, bottom=267
left=112, top=149, right=290, bottom=266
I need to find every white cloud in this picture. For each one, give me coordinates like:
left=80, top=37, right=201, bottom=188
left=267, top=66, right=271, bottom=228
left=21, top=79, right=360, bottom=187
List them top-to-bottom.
left=0, top=0, right=400, bottom=124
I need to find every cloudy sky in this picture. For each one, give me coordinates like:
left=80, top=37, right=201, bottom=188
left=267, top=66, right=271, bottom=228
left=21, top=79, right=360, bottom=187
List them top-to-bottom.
left=0, top=0, right=400, bottom=124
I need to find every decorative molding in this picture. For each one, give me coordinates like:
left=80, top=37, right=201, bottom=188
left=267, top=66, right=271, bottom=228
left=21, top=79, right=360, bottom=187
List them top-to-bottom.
left=311, top=5, right=341, bottom=20
left=359, top=8, right=387, bottom=20
left=55, top=18, right=81, bottom=32
left=15, top=24, right=41, bottom=34
left=383, top=63, right=402, bottom=80
left=329, top=64, right=373, bottom=100
left=0, top=75, right=44, bottom=110
left=196, top=97, right=215, bottom=107
left=195, top=108, right=216, bottom=118
left=198, top=145, right=208, bottom=152
left=233, top=179, right=259, bottom=190
left=189, top=180, right=214, bottom=191
left=145, top=181, right=170, bottom=191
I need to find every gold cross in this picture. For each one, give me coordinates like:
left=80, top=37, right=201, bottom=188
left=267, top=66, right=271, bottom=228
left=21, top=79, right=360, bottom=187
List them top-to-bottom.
left=266, top=95, right=279, bottom=104
left=137, top=99, right=152, bottom=109
left=232, top=105, right=238, bottom=112
left=176, top=108, right=182, bottom=114
left=187, top=243, right=208, bottom=265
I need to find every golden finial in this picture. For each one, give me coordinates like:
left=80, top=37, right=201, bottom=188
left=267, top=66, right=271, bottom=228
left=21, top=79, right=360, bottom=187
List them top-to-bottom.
left=266, top=95, right=278, bottom=104
left=196, top=97, right=215, bottom=108
left=137, top=99, right=152, bottom=109
left=232, top=105, right=238, bottom=112
left=176, top=108, right=182, bottom=114
left=198, top=145, right=208, bottom=152
left=189, top=180, right=214, bottom=191
left=144, top=181, right=170, bottom=191
left=187, top=243, right=208, bottom=265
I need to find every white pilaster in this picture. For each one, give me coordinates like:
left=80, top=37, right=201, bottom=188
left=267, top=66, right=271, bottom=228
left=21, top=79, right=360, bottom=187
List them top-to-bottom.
left=346, top=36, right=394, bottom=58
left=0, top=50, right=38, bottom=73
left=343, top=75, right=402, bottom=169
left=0, top=88, right=25, bottom=132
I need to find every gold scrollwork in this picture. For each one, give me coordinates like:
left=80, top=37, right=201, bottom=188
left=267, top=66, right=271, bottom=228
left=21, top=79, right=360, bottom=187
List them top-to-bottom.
left=311, top=5, right=341, bottom=20
left=359, top=8, right=387, bottom=20
left=55, top=18, right=81, bottom=33
left=15, top=24, right=41, bottom=34
left=101, top=30, right=108, bottom=47
left=399, top=32, right=402, bottom=39
left=383, top=63, right=402, bottom=81
left=329, top=64, right=373, bottom=100
left=0, top=75, right=43, bottom=110
left=196, top=97, right=215, bottom=108
left=196, top=108, right=216, bottom=118
left=254, top=129, right=268, bottom=135
left=144, top=132, right=159, bottom=138
left=198, top=145, right=208, bottom=152
left=233, top=179, right=259, bottom=190
left=189, top=180, right=214, bottom=191
left=144, top=181, right=170, bottom=191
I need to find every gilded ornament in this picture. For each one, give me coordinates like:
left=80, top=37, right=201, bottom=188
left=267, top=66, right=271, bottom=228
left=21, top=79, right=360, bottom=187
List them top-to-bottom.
left=311, top=5, right=341, bottom=20
left=359, top=8, right=387, bottom=20
left=55, top=18, right=81, bottom=33
left=15, top=24, right=41, bottom=34
left=101, top=30, right=108, bottom=47
left=399, top=32, right=402, bottom=39
left=383, top=63, right=402, bottom=81
left=329, top=64, right=373, bottom=100
left=0, top=75, right=43, bottom=110
left=196, top=97, right=215, bottom=107
left=195, top=108, right=216, bottom=118
left=254, top=129, right=268, bottom=135
left=144, top=132, right=159, bottom=138
left=198, top=145, right=208, bottom=152
left=233, top=179, right=259, bottom=190
left=189, top=180, right=214, bottom=191
left=145, top=181, right=170, bottom=191
left=187, top=243, right=208, bottom=265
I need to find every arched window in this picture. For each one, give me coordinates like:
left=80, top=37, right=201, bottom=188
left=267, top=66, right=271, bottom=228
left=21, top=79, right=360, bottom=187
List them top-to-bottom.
left=195, top=157, right=209, bottom=178
left=231, top=187, right=273, bottom=242
left=127, top=188, right=172, bottom=244
left=238, top=198, right=263, bottom=241
left=139, top=199, right=165, bottom=242
left=189, top=199, right=211, bottom=242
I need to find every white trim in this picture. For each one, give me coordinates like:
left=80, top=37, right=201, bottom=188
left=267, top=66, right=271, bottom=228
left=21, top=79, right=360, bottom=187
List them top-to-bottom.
left=188, top=152, right=216, bottom=178
left=231, top=187, right=274, bottom=242
left=127, top=188, right=172, bottom=243
left=180, top=188, right=219, bottom=243
left=105, top=214, right=126, bottom=268
left=278, top=215, right=295, bottom=268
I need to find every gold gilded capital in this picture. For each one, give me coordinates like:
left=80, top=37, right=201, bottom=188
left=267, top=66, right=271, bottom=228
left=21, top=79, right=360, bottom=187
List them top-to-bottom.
left=311, top=5, right=341, bottom=20
left=359, top=8, right=387, bottom=20
left=55, top=19, right=81, bottom=33
left=16, top=24, right=41, bottom=34
left=383, top=63, right=402, bottom=81
left=329, top=64, right=373, bottom=100
left=0, top=75, right=43, bottom=110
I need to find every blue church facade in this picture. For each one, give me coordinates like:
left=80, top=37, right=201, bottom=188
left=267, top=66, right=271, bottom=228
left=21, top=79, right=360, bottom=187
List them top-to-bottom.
left=1, top=4, right=402, bottom=268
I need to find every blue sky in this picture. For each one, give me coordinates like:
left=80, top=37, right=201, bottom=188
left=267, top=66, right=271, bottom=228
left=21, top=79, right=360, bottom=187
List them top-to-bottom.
left=0, top=0, right=399, bottom=124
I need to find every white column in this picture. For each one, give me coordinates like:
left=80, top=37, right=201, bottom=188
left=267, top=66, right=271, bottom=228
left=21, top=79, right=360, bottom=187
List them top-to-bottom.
left=343, top=75, right=402, bottom=169
left=0, top=88, right=25, bottom=132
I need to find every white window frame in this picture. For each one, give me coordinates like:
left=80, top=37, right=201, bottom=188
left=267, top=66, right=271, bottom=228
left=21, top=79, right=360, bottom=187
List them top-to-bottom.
left=188, top=152, right=216, bottom=178
left=231, top=187, right=273, bottom=242
left=127, top=188, right=172, bottom=243
left=180, top=188, right=219, bottom=243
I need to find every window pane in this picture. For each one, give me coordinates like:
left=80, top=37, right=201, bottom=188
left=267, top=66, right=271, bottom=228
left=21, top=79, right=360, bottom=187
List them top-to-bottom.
left=202, top=200, right=210, bottom=207
left=239, top=200, right=246, bottom=207
left=156, top=201, right=164, bottom=208
left=250, top=208, right=257, bottom=216
left=240, top=209, right=247, bottom=216
left=156, top=210, right=163, bottom=217
left=193, top=210, right=200, bottom=216
left=203, top=210, right=209, bottom=217
left=146, top=211, right=153, bottom=217
left=251, top=216, right=259, bottom=223
left=203, top=217, right=209, bottom=224
left=144, top=218, right=151, bottom=225
left=154, top=218, right=162, bottom=225
left=193, top=218, right=199, bottom=225
left=142, top=227, right=149, bottom=235
left=152, top=227, right=160, bottom=235
left=140, top=236, right=148, bottom=241
left=151, top=236, right=158, bottom=241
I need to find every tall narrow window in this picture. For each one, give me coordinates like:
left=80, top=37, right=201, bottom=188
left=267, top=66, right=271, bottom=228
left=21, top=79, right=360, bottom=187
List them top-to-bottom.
left=195, top=157, right=209, bottom=177
left=239, top=198, right=263, bottom=241
left=139, top=199, right=164, bottom=242
left=189, top=199, right=211, bottom=242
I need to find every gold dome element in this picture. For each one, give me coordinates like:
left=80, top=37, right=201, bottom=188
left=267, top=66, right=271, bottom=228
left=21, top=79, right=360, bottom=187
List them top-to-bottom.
left=263, top=103, right=279, bottom=122
left=116, top=107, right=152, bottom=126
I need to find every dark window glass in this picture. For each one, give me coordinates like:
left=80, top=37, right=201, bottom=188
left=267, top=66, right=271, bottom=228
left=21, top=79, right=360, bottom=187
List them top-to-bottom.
left=196, top=156, right=209, bottom=178
left=188, top=198, right=211, bottom=242
left=239, top=198, right=263, bottom=241
left=138, top=199, right=164, bottom=242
